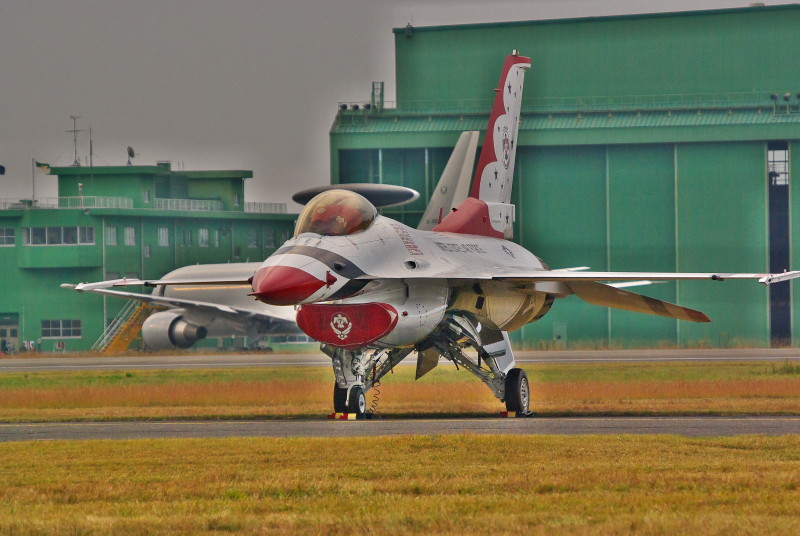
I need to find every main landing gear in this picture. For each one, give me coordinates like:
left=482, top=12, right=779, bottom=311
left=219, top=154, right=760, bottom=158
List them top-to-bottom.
left=418, top=315, right=533, bottom=417
left=321, top=316, right=533, bottom=417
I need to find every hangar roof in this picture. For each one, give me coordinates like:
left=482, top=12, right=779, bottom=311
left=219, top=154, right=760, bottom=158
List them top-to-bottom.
left=392, top=4, right=800, bottom=34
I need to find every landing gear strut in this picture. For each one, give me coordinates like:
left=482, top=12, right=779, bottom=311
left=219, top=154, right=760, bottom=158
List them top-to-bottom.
left=322, top=344, right=412, bottom=416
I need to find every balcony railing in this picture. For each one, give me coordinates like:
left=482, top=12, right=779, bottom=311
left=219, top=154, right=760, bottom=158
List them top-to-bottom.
left=0, top=196, right=133, bottom=210
left=1, top=196, right=288, bottom=214
left=154, top=198, right=223, bottom=212
left=244, top=201, right=287, bottom=214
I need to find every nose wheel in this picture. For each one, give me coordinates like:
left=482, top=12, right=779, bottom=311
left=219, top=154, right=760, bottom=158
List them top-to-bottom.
left=504, top=368, right=531, bottom=416
left=333, top=383, right=367, bottom=416
left=347, top=386, right=367, bottom=416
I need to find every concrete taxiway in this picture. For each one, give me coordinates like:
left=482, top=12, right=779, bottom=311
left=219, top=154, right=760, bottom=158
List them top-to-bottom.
left=1, top=416, right=798, bottom=442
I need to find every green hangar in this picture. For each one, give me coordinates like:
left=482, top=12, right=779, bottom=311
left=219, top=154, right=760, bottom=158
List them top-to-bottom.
left=330, top=5, right=800, bottom=348
left=0, top=162, right=294, bottom=352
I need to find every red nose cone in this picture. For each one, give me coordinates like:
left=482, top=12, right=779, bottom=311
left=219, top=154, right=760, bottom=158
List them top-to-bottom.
left=250, top=266, right=326, bottom=305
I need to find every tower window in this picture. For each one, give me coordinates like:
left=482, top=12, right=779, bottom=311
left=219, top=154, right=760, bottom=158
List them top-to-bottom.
left=768, top=142, right=789, bottom=186
left=105, top=226, right=117, bottom=246
left=124, top=226, right=136, bottom=246
left=0, top=227, right=16, bottom=246
left=158, top=227, right=169, bottom=247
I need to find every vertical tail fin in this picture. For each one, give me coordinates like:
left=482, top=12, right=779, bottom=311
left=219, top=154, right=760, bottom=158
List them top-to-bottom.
left=434, top=52, right=530, bottom=238
left=471, top=52, right=531, bottom=204
left=417, top=131, right=479, bottom=230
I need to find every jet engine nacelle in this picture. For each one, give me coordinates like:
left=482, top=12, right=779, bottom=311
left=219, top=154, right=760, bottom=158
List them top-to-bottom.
left=296, top=280, right=449, bottom=350
left=451, top=281, right=553, bottom=332
left=141, top=310, right=208, bottom=350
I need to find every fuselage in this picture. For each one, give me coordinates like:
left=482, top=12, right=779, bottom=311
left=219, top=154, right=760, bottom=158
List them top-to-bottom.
left=251, top=214, right=554, bottom=349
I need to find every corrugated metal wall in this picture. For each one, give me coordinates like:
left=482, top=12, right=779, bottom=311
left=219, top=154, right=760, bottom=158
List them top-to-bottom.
left=339, top=140, right=776, bottom=347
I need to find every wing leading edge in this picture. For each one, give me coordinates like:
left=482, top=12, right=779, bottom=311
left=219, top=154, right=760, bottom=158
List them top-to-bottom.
left=497, top=270, right=800, bottom=323
left=497, top=270, right=800, bottom=285
left=62, top=282, right=296, bottom=323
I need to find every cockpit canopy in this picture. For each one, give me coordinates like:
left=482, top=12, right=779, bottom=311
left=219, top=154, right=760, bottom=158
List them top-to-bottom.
left=294, top=189, right=378, bottom=237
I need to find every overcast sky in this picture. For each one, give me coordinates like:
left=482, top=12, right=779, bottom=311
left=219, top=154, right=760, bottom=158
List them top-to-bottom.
left=0, top=0, right=785, bottom=209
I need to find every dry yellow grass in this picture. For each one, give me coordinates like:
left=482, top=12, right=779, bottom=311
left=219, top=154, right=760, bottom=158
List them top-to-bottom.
left=0, top=361, right=799, bottom=421
left=1, top=377, right=800, bottom=421
left=0, top=435, right=799, bottom=535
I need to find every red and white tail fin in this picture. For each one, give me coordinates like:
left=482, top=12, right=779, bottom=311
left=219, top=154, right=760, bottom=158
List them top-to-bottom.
left=434, top=51, right=530, bottom=238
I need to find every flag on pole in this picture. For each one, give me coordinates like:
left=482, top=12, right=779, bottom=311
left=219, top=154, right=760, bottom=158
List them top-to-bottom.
left=34, top=161, right=49, bottom=173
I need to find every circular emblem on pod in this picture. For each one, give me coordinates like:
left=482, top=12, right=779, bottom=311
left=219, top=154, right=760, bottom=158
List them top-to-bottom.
left=330, top=313, right=353, bottom=340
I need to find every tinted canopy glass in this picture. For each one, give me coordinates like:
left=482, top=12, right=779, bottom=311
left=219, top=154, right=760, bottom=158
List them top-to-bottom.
left=294, top=190, right=377, bottom=237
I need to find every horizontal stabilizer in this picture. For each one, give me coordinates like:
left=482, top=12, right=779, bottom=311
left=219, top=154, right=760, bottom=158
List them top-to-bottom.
left=74, top=276, right=252, bottom=289
left=568, top=281, right=710, bottom=323
left=65, top=283, right=297, bottom=323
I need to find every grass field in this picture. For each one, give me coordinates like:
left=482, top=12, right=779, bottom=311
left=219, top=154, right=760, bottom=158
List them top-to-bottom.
left=1, top=359, right=799, bottom=534
left=0, top=360, right=798, bottom=421
left=0, top=435, right=798, bottom=535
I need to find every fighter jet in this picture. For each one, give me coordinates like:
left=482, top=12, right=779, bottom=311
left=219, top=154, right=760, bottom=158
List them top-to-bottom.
left=244, top=51, right=799, bottom=415
left=94, top=52, right=799, bottom=415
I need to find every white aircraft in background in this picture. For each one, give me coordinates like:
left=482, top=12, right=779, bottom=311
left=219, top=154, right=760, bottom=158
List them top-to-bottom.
left=77, top=52, right=799, bottom=416
left=64, top=132, right=480, bottom=351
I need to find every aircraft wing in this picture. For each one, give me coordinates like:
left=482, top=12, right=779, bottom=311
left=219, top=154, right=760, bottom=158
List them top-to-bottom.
left=492, top=269, right=800, bottom=323
left=495, top=270, right=800, bottom=285
left=63, top=283, right=296, bottom=323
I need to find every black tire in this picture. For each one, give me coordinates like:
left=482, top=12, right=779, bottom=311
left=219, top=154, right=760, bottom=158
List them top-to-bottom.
left=505, top=368, right=530, bottom=415
left=333, top=383, right=348, bottom=413
left=347, top=386, right=367, bottom=416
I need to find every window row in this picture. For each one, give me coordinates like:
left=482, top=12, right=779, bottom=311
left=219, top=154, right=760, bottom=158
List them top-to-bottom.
left=12, top=226, right=289, bottom=249
left=22, top=227, right=95, bottom=246
left=173, top=228, right=283, bottom=249
left=41, top=319, right=81, bottom=338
